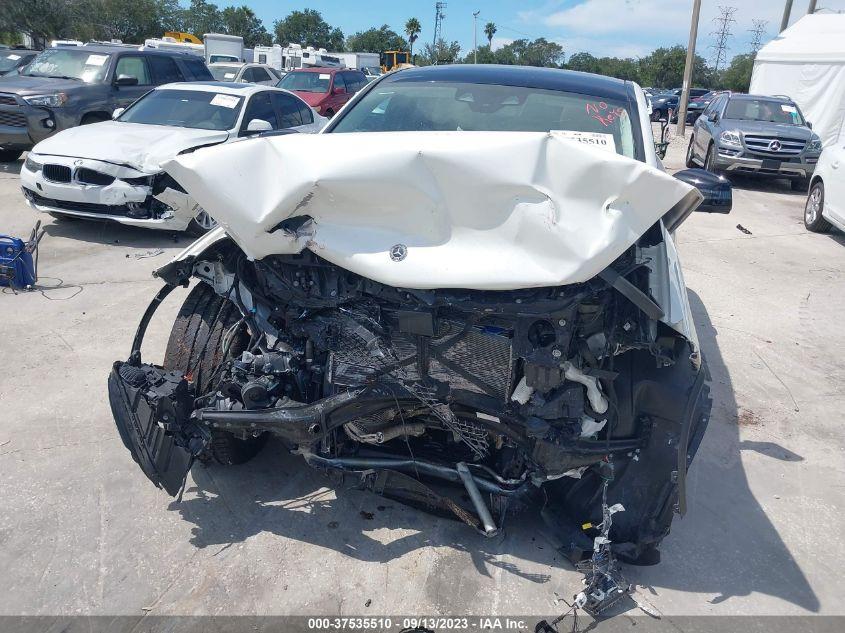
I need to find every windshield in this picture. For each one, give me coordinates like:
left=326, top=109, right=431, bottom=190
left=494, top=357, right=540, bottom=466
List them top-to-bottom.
left=22, top=48, right=111, bottom=82
left=0, top=52, right=26, bottom=72
left=210, top=65, right=240, bottom=81
left=362, top=66, right=382, bottom=76
left=279, top=72, right=330, bottom=93
left=330, top=80, right=638, bottom=158
left=118, top=89, right=243, bottom=130
left=724, top=98, right=805, bottom=125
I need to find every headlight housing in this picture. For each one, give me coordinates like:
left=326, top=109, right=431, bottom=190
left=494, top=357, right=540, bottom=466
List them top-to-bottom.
left=23, top=93, right=68, bottom=107
left=719, top=130, right=742, bottom=146
left=807, top=138, right=822, bottom=153
left=24, top=155, right=42, bottom=172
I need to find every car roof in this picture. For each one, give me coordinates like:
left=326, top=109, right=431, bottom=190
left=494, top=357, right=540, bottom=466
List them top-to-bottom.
left=209, top=62, right=245, bottom=68
left=382, top=64, right=632, bottom=100
left=288, top=67, right=351, bottom=74
left=156, top=82, right=301, bottom=96
left=730, top=93, right=793, bottom=103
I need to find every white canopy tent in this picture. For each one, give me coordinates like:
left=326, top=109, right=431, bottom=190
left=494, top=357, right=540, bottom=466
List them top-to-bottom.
left=750, top=13, right=845, bottom=147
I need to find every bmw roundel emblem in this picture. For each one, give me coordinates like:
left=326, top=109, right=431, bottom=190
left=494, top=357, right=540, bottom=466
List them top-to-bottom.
left=389, top=244, right=407, bottom=261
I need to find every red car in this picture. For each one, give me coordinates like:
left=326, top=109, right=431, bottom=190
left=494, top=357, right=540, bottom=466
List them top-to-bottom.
left=276, top=68, right=368, bottom=117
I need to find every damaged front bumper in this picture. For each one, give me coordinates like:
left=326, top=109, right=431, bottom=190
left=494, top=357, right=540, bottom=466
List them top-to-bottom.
left=20, top=153, right=202, bottom=231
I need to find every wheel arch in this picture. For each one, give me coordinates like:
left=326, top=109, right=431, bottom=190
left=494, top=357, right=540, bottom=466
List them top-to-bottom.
left=154, top=227, right=239, bottom=286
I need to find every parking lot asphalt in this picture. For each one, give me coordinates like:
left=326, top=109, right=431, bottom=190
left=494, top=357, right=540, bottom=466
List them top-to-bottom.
left=1, top=138, right=844, bottom=622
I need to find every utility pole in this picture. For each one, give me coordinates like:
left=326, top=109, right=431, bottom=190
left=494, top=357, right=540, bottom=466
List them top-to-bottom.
left=676, top=0, right=702, bottom=137
left=780, top=0, right=794, bottom=32
left=808, top=0, right=818, bottom=14
left=433, top=2, right=447, bottom=53
left=709, top=6, right=737, bottom=73
left=473, top=11, right=480, bottom=63
left=749, top=20, right=768, bottom=54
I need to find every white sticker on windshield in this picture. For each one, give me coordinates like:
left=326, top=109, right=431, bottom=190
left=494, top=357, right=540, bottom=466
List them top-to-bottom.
left=8, top=54, right=21, bottom=60
left=86, top=54, right=108, bottom=66
left=224, top=73, right=236, bottom=79
left=319, top=73, right=330, bottom=80
left=210, top=94, right=239, bottom=108
left=781, top=104, right=797, bottom=113
left=551, top=130, right=617, bottom=154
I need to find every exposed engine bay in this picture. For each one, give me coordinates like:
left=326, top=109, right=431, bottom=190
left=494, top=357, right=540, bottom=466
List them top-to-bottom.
left=110, top=233, right=710, bottom=567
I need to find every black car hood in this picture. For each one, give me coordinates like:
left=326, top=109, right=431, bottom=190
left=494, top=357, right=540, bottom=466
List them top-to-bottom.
left=0, top=74, right=89, bottom=96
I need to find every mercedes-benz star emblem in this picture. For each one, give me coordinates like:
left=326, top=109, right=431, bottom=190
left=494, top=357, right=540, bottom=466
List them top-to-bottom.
left=768, top=139, right=782, bottom=152
left=389, top=244, right=407, bottom=262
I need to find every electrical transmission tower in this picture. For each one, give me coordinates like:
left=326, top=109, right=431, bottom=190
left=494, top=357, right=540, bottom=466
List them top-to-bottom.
left=433, top=2, right=447, bottom=49
left=709, top=5, right=737, bottom=73
left=749, top=19, right=768, bottom=54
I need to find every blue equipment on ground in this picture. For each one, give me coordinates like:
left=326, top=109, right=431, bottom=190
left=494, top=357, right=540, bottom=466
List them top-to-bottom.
left=0, top=221, right=45, bottom=289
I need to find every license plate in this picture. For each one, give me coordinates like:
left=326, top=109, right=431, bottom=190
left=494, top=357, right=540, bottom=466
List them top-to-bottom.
left=761, top=159, right=781, bottom=171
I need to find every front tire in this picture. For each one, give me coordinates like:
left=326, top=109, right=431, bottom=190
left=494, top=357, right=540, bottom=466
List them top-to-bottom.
left=686, top=136, right=697, bottom=168
left=704, top=143, right=719, bottom=174
left=0, top=149, right=22, bottom=163
left=804, top=181, right=831, bottom=233
left=185, top=207, right=218, bottom=237
left=163, top=282, right=267, bottom=465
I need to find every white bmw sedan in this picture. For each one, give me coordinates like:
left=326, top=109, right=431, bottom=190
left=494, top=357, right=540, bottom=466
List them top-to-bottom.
left=20, top=82, right=327, bottom=235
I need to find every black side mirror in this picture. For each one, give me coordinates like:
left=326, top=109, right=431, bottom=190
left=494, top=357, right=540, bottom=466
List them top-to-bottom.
left=115, top=74, right=139, bottom=86
left=806, top=121, right=812, bottom=129
left=674, top=168, right=732, bottom=213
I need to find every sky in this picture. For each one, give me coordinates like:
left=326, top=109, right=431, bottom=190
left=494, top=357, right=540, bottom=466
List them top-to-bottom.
left=210, top=0, right=845, bottom=61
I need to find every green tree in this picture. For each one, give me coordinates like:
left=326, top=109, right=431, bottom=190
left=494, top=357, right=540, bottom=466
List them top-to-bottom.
left=0, top=0, right=93, bottom=43
left=94, top=0, right=177, bottom=42
left=182, top=0, right=222, bottom=37
left=221, top=6, right=271, bottom=47
left=273, top=9, right=343, bottom=51
left=404, top=17, right=421, bottom=57
left=484, top=22, right=496, bottom=47
left=346, top=24, right=405, bottom=53
left=418, top=38, right=461, bottom=65
left=638, top=45, right=711, bottom=89
left=721, top=53, right=754, bottom=92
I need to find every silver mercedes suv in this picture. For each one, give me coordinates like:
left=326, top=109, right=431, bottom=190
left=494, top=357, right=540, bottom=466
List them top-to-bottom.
left=686, top=92, right=822, bottom=190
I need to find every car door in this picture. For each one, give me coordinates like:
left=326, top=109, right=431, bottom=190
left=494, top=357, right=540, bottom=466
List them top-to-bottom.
left=111, top=54, right=153, bottom=108
left=147, top=54, right=185, bottom=86
left=239, top=91, right=280, bottom=135
left=270, top=91, right=321, bottom=133
left=695, top=95, right=723, bottom=156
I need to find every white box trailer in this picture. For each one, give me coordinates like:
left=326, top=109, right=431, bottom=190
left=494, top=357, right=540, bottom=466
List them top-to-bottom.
left=204, top=33, right=245, bottom=64
left=143, top=37, right=204, bottom=57
left=254, top=44, right=284, bottom=71
left=334, top=52, right=380, bottom=71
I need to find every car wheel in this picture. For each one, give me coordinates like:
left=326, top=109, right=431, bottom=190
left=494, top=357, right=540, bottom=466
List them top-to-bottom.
left=685, top=136, right=697, bottom=168
left=704, top=143, right=719, bottom=173
left=0, top=149, right=23, bottom=163
left=790, top=177, right=809, bottom=192
left=804, top=181, right=831, bottom=233
left=185, top=207, right=218, bottom=237
left=163, top=282, right=268, bottom=465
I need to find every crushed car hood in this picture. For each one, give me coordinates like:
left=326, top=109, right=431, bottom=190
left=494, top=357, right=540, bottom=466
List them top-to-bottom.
left=31, top=121, right=230, bottom=173
left=164, top=131, right=700, bottom=290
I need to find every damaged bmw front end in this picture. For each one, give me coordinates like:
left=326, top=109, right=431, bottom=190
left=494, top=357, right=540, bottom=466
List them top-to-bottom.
left=108, top=67, right=715, bottom=598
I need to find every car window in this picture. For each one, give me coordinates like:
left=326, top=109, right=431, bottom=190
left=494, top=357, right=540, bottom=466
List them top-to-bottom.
left=21, top=48, right=111, bottom=83
left=148, top=55, right=183, bottom=84
left=115, top=56, right=151, bottom=85
left=183, top=58, right=212, bottom=80
left=243, top=67, right=263, bottom=83
left=279, top=72, right=330, bottom=93
left=333, top=73, right=346, bottom=92
left=332, top=81, right=638, bottom=158
left=118, top=88, right=243, bottom=130
left=242, top=92, right=279, bottom=130
left=272, top=92, right=307, bottom=127
left=724, top=98, right=805, bottom=125
left=297, top=100, right=314, bottom=124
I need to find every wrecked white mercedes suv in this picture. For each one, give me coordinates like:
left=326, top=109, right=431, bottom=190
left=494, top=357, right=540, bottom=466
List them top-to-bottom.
left=108, top=65, right=731, bottom=608
left=21, top=82, right=326, bottom=235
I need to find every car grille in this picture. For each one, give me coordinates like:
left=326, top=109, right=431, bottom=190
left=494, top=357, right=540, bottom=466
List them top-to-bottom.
left=0, top=94, right=18, bottom=106
left=0, top=110, right=26, bottom=127
left=744, top=134, right=806, bottom=156
left=42, top=164, right=72, bottom=183
left=76, top=168, right=115, bottom=186
left=24, top=189, right=132, bottom=216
